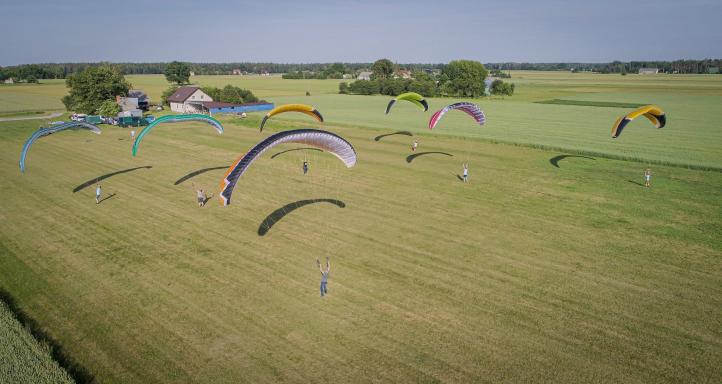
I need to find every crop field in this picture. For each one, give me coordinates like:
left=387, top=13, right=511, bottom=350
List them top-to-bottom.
left=0, top=72, right=721, bottom=383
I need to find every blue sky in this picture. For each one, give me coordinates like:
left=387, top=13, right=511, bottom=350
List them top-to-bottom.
left=2, top=0, right=721, bottom=65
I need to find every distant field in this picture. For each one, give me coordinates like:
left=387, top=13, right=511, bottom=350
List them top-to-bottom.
left=2, top=72, right=720, bottom=168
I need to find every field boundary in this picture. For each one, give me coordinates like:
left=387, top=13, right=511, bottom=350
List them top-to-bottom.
left=533, top=99, right=647, bottom=108
left=0, top=287, right=94, bottom=383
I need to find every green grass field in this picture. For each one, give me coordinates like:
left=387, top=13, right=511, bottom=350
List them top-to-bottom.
left=0, top=72, right=721, bottom=383
left=0, top=298, right=73, bottom=383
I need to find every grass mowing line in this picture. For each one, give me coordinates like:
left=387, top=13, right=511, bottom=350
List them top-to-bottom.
left=534, top=99, right=647, bottom=108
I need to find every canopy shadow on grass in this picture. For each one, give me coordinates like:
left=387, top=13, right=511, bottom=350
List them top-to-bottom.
left=374, top=130, right=413, bottom=142
left=270, top=147, right=322, bottom=159
left=406, top=151, right=454, bottom=163
left=549, top=155, right=596, bottom=168
left=73, top=166, right=152, bottom=192
left=174, top=166, right=229, bottom=185
left=258, top=198, right=346, bottom=236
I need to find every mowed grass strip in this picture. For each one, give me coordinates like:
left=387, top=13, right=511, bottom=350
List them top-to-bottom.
left=534, top=99, right=647, bottom=108
left=0, top=113, right=720, bottom=383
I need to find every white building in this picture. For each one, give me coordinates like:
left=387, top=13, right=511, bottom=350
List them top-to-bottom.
left=638, top=68, right=659, bottom=75
left=357, top=71, right=372, bottom=81
left=166, top=86, right=213, bottom=113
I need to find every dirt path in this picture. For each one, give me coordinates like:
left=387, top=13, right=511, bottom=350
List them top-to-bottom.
left=0, top=112, right=63, bottom=122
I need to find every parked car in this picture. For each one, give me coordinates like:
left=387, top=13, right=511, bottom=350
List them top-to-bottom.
left=155, top=105, right=164, bottom=111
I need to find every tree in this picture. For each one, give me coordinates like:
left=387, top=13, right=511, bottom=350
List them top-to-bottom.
left=372, top=59, right=395, bottom=80
left=440, top=60, right=488, bottom=97
left=165, top=61, right=191, bottom=85
left=62, top=65, right=130, bottom=114
left=490, top=79, right=515, bottom=96
left=338, top=82, right=349, bottom=94
left=161, top=85, right=179, bottom=106
left=97, top=99, right=120, bottom=116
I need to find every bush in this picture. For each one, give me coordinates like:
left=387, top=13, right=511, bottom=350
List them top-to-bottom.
left=490, top=79, right=515, bottom=96
left=348, top=80, right=379, bottom=95
left=338, top=82, right=349, bottom=94
left=97, top=100, right=120, bottom=117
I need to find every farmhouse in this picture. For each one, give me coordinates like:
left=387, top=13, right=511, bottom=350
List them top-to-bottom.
left=639, top=68, right=659, bottom=74
left=165, top=85, right=273, bottom=115
left=166, top=86, right=213, bottom=113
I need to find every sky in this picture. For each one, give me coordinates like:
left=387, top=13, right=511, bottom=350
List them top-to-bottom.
left=2, top=0, right=721, bottom=66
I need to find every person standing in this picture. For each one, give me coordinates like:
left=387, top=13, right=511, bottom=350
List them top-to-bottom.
left=130, top=129, right=136, bottom=141
left=411, top=139, right=418, bottom=152
left=303, top=160, right=309, bottom=175
left=462, top=162, right=469, bottom=183
left=644, top=168, right=652, bottom=187
left=95, top=184, right=102, bottom=204
left=197, top=189, right=206, bottom=207
left=317, top=257, right=330, bottom=297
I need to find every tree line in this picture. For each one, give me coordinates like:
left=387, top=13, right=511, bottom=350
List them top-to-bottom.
left=2, top=59, right=719, bottom=82
left=340, top=59, right=514, bottom=98
left=486, top=59, right=722, bottom=74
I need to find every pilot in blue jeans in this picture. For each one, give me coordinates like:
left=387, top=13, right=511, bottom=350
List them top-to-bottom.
left=317, top=257, right=330, bottom=297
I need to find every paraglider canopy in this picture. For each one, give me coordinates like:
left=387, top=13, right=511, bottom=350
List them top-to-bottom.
left=385, top=92, right=428, bottom=114
left=429, top=102, right=486, bottom=130
left=259, top=104, right=324, bottom=131
left=612, top=105, right=666, bottom=138
left=132, top=114, right=223, bottom=156
left=19, top=121, right=102, bottom=173
left=219, top=128, right=356, bottom=206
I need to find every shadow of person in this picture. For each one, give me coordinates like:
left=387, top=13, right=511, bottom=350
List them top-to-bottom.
left=374, top=131, right=413, bottom=141
left=270, top=147, right=322, bottom=159
left=406, top=151, right=454, bottom=163
left=549, top=154, right=596, bottom=168
left=73, top=166, right=152, bottom=192
left=174, top=166, right=229, bottom=185
left=455, top=174, right=464, bottom=182
left=627, top=180, right=645, bottom=187
left=98, top=193, right=116, bottom=204
left=202, top=193, right=214, bottom=206
left=258, top=199, right=346, bottom=236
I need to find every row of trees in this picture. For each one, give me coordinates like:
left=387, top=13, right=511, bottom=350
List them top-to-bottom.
left=3, top=59, right=719, bottom=81
left=341, top=59, right=514, bottom=98
left=485, top=59, right=722, bottom=74
left=282, top=63, right=351, bottom=79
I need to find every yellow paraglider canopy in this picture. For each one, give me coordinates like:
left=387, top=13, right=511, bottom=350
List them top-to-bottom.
left=259, top=104, right=324, bottom=131
left=612, top=105, right=666, bottom=138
